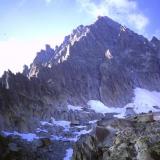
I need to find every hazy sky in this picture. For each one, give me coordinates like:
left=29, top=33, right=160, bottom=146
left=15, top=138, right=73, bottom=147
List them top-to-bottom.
left=0, top=0, right=160, bottom=75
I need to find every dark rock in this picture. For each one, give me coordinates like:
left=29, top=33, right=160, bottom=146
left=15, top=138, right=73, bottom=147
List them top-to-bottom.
left=136, top=113, right=154, bottom=123
left=73, top=114, right=160, bottom=160
left=71, top=120, right=80, bottom=126
left=95, top=126, right=110, bottom=142
left=0, top=135, right=71, bottom=160
left=8, top=142, right=20, bottom=152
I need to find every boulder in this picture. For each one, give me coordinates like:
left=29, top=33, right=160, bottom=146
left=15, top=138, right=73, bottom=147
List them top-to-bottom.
left=136, top=113, right=154, bottom=123
left=95, top=126, right=110, bottom=142
left=8, top=142, right=20, bottom=152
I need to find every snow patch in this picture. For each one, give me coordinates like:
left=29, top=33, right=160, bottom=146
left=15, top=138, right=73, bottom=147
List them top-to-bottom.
left=62, top=45, right=70, bottom=62
left=105, top=49, right=113, bottom=59
left=5, top=73, right=10, bottom=89
left=87, top=88, right=160, bottom=118
left=132, top=88, right=160, bottom=113
left=87, top=100, right=125, bottom=116
left=68, top=104, right=83, bottom=111
left=51, top=118, right=71, bottom=131
left=51, top=118, right=71, bottom=128
left=40, top=119, right=71, bottom=131
left=89, top=120, right=98, bottom=124
left=40, top=121, right=53, bottom=126
left=74, top=125, right=86, bottom=129
left=51, top=127, right=92, bottom=142
left=36, top=128, right=48, bottom=133
left=74, top=129, right=92, bottom=137
left=2, top=131, right=38, bottom=141
left=51, top=135, right=77, bottom=142
left=64, top=148, right=73, bottom=160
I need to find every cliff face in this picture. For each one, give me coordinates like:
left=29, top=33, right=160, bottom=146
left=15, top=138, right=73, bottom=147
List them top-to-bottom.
left=0, top=16, right=160, bottom=131
left=27, top=16, right=160, bottom=107
left=0, top=70, right=68, bottom=131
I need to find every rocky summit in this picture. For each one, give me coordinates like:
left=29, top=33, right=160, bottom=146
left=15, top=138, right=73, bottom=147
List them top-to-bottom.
left=0, top=16, right=160, bottom=160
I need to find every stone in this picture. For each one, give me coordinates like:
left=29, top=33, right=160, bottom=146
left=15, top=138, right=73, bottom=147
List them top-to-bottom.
left=125, top=107, right=136, bottom=117
left=136, top=114, right=154, bottom=123
left=73, top=116, right=160, bottom=160
left=71, top=120, right=80, bottom=126
left=95, top=126, right=110, bottom=142
left=41, top=138, right=52, bottom=147
left=135, top=138, right=154, bottom=160
left=34, top=139, right=44, bottom=148
left=8, top=143, right=20, bottom=152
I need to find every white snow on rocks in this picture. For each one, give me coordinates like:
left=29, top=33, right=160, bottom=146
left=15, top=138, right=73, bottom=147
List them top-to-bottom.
left=87, top=88, right=160, bottom=118
left=132, top=88, right=160, bottom=113
left=87, top=100, right=125, bottom=116
left=68, top=104, right=83, bottom=111
left=40, top=118, right=71, bottom=131
left=51, top=118, right=71, bottom=128
left=51, top=118, right=71, bottom=132
left=89, top=120, right=98, bottom=124
left=40, top=121, right=53, bottom=126
left=36, top=128, right=48, bottom=133
left=74, top=129, right=92, bottom=137
left=2, top=131, right=38, bottom=141
left=64, top=148, right=73, bottom=160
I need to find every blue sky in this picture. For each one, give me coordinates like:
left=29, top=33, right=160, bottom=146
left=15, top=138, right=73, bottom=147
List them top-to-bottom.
left=0, top=0, right=160, bottom=75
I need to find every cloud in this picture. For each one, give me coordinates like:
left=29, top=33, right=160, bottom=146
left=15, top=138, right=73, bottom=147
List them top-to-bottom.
left=77, top=0, right=149, bottom=34
left=0, top=37, right=63, bottom=76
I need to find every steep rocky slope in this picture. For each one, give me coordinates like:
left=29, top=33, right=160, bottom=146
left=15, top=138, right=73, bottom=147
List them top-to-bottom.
left=0, top=16, right=160, bottom=131
left=0, top=16, right=160, bottom=160
left=27, top=16, right=160, bottom=107
left=0, top=70, right=61, bottom=131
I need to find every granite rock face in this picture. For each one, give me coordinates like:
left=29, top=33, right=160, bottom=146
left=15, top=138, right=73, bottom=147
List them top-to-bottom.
left=27, top=16, right=160, bottom=107
left=0, top=70, right=65, bottom=131
left=72, top=113, right=160, bottom=160
left=0, top=135, right=70, bottom=160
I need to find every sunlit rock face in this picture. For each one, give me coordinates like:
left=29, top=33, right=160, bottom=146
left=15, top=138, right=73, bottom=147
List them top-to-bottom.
left=26, top=16, right=160, bottom=107
left=28, top=44, right=55, bottom=78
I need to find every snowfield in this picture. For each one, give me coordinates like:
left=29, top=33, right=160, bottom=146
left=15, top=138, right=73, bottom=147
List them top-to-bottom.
left=87, top=88, right=160, bottom=118
left=133, top=88, right=160, bottom=113
left=87, top=100, right=125, bottom=118
left=64, top=148, right=73, bottom=160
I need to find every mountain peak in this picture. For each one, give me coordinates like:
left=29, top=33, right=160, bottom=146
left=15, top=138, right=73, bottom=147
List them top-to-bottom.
left=95, top=16, right=122, bottom=30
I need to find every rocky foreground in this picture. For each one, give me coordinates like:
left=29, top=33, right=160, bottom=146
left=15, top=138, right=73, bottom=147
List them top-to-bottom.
left=0, top=112, right=160, bottom=160
left=73, top=113, right=160, bottom=160
left=0, top=136, right=70, bottom=160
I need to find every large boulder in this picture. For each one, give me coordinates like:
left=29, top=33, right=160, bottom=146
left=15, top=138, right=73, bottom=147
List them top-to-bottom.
left=72, top=114, right=160, bottom=160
